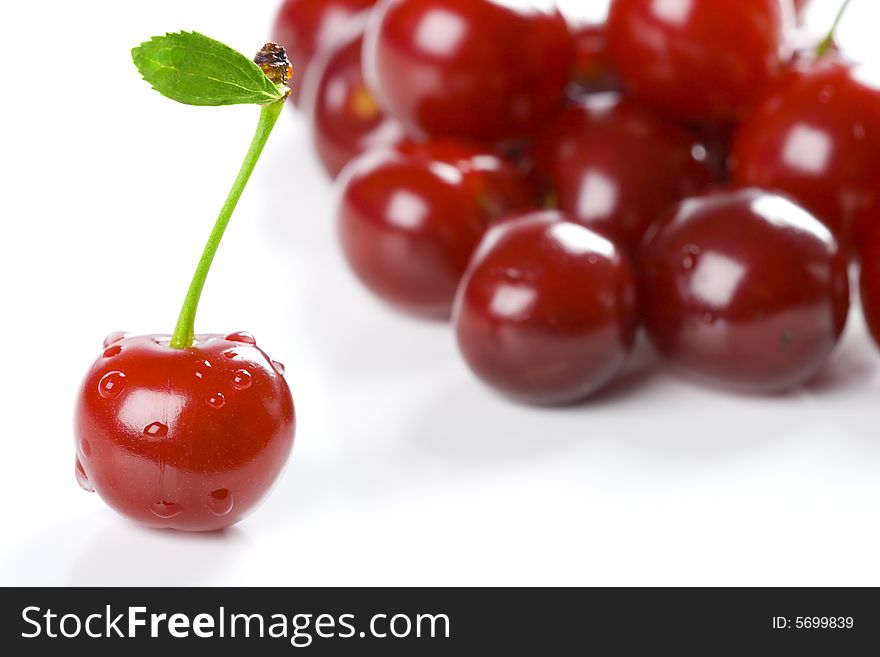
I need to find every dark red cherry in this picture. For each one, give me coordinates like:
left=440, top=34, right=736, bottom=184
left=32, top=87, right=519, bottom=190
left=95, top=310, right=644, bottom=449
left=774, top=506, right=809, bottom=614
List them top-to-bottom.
left=272, top=0, right=377, bottom=105
left=362, top=0, right=573, bottom=140
left=607, top=0, right=792, bottom=121
left=300, top=13, right=406, bottom=178
left=569, top=22, right=620, bottom=95
left=731, top=57, right=880, bottom=253
left=530, top=94, right=712, bottom=253
left=337, top=142, right=535, bottom=316
left=640, top=188, right=849, bottom=393
left=453, top=210, right=638, bottom=405
left=860, top=228, right=880, bottom=350
left=75, top=333, right=295, bottom=531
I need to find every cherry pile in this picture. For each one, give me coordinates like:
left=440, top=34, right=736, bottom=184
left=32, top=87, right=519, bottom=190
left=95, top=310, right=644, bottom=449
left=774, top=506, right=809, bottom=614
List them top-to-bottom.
left=274, top=0, right=880, bottom=402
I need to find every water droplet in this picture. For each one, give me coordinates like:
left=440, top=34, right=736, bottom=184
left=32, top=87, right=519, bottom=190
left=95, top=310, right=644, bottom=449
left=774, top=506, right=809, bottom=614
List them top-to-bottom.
left=818, top=85, right=836, bottom=103
left=854, top=123, right=866, bottom=140
left=680, top=244, right=700, bottom=271
left=588, top=255, right=598, bottom=265
left=702, top=313, right=716, bottom=325
left=103, top=331, right=128, bottom=348
left=225, top=331, right=256, bottom=345
left=103, top=345, right=122, bottom=358
left=224, top=351, right=238, bottom=359
left=202, top=360, right=212, bottom=368
left=271, top=360, right=286, bottom=376
left=232, top=370, right=252, bottom=390
left=98, top=371, right=127, bottom=399
left=195, top=371, right=203, bottom=379
left=207, top=392, right=226, bottom=409
left=143, top=421, right=168, bottom=439
left=80, top=439, right=92, bottom=457
left=75, top=458, right=94, bottom=492
left=207, top=489, right=234, bottom=516
left=150, top=501, right=183, bottom=519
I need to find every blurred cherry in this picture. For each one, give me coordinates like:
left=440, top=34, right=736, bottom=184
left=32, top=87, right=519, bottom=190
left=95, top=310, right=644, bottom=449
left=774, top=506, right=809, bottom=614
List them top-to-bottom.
left=272, top=0, right=377, bottom=105
left=362, top=0, right=572, bottom=140
left=607, top=0, right=792, bottom=121
left=300, top=12, right=405, bottom=178
left=731, top=57, right=880, bottom=253
left=530, top=93, right=712, bottom=253
left=337, top=141, right=535, bottom=316
left=640, top=188, right=849, bottom=393
left=454, top=210, right=638, bottom=404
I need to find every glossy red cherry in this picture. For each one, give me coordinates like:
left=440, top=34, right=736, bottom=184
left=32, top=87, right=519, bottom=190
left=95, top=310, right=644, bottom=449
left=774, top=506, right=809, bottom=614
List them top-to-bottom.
left=272, top=0, right=377, bottom=104
left=362, top=0, right=572, bottom=140
left=607, top=0, right=792, bottom=121
left=300, top=13, right=406, bottom=178
left=731, top=57, right=880, bottom=253
left=530, top=94, right=712, bottom=253
left=337, top=141, right=535, bottom=316
left=640, top=188, right=849, bottom=393
left=453, top=210, right=638, bottom=404
left=860, top=228, right=880, bottom=350
left=75, top=332, right=295, bottom=531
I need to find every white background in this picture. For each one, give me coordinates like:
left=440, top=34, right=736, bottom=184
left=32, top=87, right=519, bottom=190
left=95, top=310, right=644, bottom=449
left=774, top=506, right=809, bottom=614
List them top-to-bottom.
left=1, top=0, right=878, bottom=586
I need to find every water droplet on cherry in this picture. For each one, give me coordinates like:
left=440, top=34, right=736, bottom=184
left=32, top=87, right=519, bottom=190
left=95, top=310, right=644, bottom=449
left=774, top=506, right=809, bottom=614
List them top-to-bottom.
left=680, top=244, right=700, bottom=271
left=702, top=312, right=716, bottom=325
left=103, top=331, right=128, bottom=348
left=225, top=331, right=256, bottom=345
left=103, top=345, right=122, bottom=358
left=224, top=351, right=238, bottom=359
left=271, top=360, right=286, bottom=376
left=232, top=369, right=252, bottom=390
left=98, top=371, right=127, bottom=399
left=207, top=392, right=226, bottom=409
left=143, top=421, right=168, bottom=439
left=80, top=439, right=92, bottom=457
left=75, top=458, right=94, bottom=492
left=207, top=489, right=234, bottom=516
left=150, top=501, right=183, bottom=519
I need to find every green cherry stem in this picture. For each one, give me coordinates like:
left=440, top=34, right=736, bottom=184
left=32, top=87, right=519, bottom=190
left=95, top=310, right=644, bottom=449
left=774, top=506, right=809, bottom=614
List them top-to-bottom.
left=817, top=0, right=852, bottom=58
left=170, top=98, right=285, bottom=349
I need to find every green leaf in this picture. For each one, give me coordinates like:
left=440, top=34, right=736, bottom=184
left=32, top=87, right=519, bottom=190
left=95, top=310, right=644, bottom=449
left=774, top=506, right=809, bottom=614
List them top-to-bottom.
left=132, top=31, right=283, bottom=106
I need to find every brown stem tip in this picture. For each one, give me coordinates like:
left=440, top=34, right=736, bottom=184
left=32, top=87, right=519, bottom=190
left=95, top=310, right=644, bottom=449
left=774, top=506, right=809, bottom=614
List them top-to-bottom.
left=254, top=42, right=293, bottom=86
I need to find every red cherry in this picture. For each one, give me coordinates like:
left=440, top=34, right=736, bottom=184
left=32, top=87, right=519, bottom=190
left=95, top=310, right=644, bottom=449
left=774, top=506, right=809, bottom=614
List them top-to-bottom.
left=272, top=0, right=377, bottom=105
left=362, top=0, right=572, bottom=140
left=606, top=0, right=792, bottom=121
left=300, top=13, right=406, bottom=178
left=731, top=57, right=880, bottom=253
left=530, top=94, right=712, bottom=253
left=337, top=141, right=535, bottom=317
left=640, top=188, right=849, bottom=393
left=453, top=210, right=638, bottom=404
left=860, top=229, right=880, bottom=350
left=75, top=333, right=295, bottom=531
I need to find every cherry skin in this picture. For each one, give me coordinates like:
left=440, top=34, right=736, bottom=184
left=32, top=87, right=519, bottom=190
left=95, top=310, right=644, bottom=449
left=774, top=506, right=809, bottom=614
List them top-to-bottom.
left=272, top=0, right=377, bottom=105
left=362, top=0, right=572, bottom=140
left=606, top=0, right=791, bottom=122
left=300, top=13, right=406, bottom=178
left=567, top=20, right=619, bottom=95
left=731, top=57, right=880, bottom=254
left=530, top=93, right=712, bottom=253
left=337, top=141, right=535, bottom=317
left=640, top=188, right=849, bottom=393
left=453, top=210, right=638, bottom=405
left=860, top=228, right=880, bottom=350
left=75, top=332, right=295, bottom=531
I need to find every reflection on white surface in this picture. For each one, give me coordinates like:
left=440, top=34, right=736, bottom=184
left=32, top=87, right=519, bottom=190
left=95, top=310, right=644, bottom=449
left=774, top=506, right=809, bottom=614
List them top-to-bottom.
left=652, top=0, right=693, bottom=25
left=416, top=9, right=467, bottom=57
left=781, top=124, right=833, bottom=175
left=575, top=170, right=618, bottom=221
left=387, top=190, right=429, bottom=230
left=751, top=195, right=835, bottom=245
left=549, top=221, right=616, bottom=258
left=690, top=252, right=747, bottom=308
left=489, top=283, right=538, bottom=319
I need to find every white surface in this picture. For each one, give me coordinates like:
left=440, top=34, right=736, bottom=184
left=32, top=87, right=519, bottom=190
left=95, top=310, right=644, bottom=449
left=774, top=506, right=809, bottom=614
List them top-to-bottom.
left=1, top=0, right=879, bottom=586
